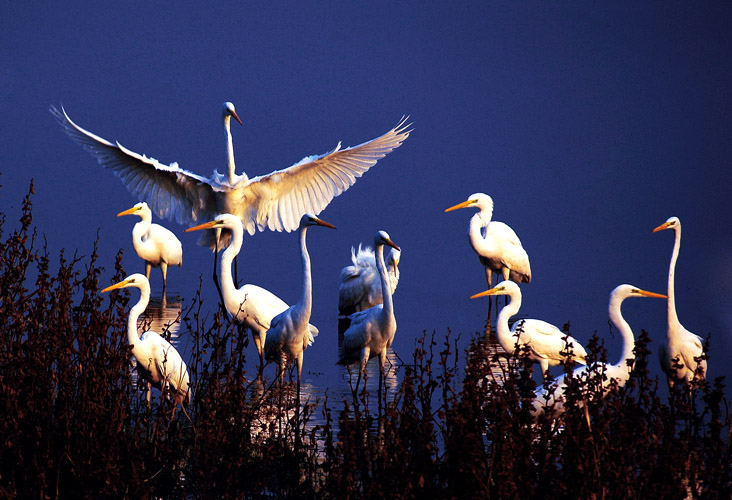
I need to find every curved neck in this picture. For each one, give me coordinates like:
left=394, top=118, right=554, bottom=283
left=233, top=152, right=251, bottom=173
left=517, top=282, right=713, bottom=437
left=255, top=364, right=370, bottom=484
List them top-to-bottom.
left=223, top=114, right=238, bottom=185
left=469, top=210, right=493, bottom=254
left=131, top=216, right=151, bottom=252
left=220, top=225, right=243, bottom=304
left=667, top=225, right=681, bottom=326
left=299, top=226, right=312, bottom=314
left=376, top=244, right=393, bottom=316
left=127, top=286, right=148, bottom=349
left=496, top=289, right=521, bottom=346
left=609, top=295, right=635, bottom=368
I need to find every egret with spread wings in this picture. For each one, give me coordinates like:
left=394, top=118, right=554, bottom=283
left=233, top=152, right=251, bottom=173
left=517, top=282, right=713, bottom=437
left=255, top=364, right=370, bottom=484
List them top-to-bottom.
left=51, top=102, right=410, bottom=248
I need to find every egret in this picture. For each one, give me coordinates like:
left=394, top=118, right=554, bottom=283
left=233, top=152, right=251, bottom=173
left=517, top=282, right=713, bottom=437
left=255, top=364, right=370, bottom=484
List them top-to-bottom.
left=51, top=102, right=410, bottom=248
left=445, top=193, right=531, bottom=287
left=117, top=201, right=182, bottom=294
left=185, top=213, right=318, bottom=371
left=264, top=214, right=335, bottom=409
left=653, top=217, right=707, bottom=387
left=337, top=231, right=401, bottom=397
left=338, top=243, right=400, bottom=334
left=101, top=274, right=190, bottom=414
left=470, top=280, right=588, bottom=378
left=532, top=285, right=666, bottom=418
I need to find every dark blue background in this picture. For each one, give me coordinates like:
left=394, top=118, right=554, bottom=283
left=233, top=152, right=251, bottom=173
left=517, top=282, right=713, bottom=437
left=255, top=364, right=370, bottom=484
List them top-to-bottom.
left=2, top=2, right=731, bottom=388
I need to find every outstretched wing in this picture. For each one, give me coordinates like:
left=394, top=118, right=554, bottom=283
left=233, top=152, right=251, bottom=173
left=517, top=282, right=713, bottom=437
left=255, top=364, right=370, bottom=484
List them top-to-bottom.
left=51, top=105, right=217, bottom=226
left=239, top=117, right=411, bottom=234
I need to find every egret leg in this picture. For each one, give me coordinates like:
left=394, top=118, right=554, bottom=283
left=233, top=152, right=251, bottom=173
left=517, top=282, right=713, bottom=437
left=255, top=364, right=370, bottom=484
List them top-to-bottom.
left=211, top=237, right=226, bottom=310
left=145, top=262, right=152, bottom=280
left=161, top=262, right=168, bottom=296
left=485, top=267, right=494, bottom=321
left=501, top=267, right=511, bottom=308
left=295, top=355, right=303, bottom=450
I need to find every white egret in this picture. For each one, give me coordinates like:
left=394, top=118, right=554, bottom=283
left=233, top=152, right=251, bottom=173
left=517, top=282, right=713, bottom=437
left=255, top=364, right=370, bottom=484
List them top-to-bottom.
left=51, top=103, right=410, bottom=248
left=445, top=193, right=531, bottom=287
left=117, top=202, right=182, bottom=294
left=185, top=213, right=318, bottom=371
left=264, top=214, right=335, bottom=398
left=653, top=217, right=707, bottom=387
left=337, top=231, right=401, bottom=396
left=338, top=243, right=400, bottom=334
left=101, top=274, right=190, bottom=414
left=470, top=280, right=588, bottom=378
left=532, top=285, right=666, bottom=418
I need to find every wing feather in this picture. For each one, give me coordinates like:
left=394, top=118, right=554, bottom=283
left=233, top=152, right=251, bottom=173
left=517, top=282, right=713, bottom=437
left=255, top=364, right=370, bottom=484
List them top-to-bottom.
left=51, top=105, right=217, bottom=226
left=242, top=117, right=411, bottom=233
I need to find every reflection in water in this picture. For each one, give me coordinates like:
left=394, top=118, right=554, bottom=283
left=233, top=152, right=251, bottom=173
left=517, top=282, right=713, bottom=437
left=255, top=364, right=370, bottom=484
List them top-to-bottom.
left=478, top=310, right=510, bottom=384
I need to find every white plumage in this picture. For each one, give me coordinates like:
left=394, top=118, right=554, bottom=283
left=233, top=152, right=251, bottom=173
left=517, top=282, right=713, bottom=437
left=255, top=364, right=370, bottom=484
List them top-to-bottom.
left=51, top=102, right=410, bottom=248
left=445, top=193, right=531, bottom=286
left=117, top=202, right=182, bottom=293
left=185, top=213, right=318, bottom=370
left=264, top=214, right=335, bottom=388
left=653, top=217, right=707, bottom=387
left=337, top=231, right=401, bottom=394
left=338, top=243, right=400, bottom=317
left=102, top=274, right=190, bottom=413
left=471, top=280, right=587, bottom=378
left=532, top=285, right=666, bottom=418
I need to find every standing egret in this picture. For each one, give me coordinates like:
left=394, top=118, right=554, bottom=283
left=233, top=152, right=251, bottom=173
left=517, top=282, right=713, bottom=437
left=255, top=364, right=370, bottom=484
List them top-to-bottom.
left=51, top=103, right=410, bottom=248
left=445, top=193, right=531, bottom=287
left=117, top=202, right=182, bottom=294
left=185, top=214, right=318, bottom=372
left=264, top=214, right=335, bottom=421
left=653, top=217, right=707, bottom=387
left=337, top=231, right=401, bottom=397
left=338, top=243, right=400, bottom=334
left=101, top=274, right=190, bottom=414
left=470, top=280, right=588, bottom=378
left=532, top=285, right=666, bottom=418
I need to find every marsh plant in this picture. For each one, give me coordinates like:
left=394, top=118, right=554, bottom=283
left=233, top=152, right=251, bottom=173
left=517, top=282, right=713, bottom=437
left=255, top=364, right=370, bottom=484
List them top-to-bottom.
left=1, top=184, right=730, bottom=498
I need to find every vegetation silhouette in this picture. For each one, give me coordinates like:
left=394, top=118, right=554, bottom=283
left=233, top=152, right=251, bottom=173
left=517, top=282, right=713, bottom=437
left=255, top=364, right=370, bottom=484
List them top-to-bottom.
left=1, top=183, right=729, bottom=498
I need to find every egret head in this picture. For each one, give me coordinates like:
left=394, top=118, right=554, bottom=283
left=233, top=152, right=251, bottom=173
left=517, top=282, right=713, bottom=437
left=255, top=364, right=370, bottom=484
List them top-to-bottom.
left=223, top=102, right=242, bottom=125
left=444, top=192, right=493, bottom=213
left=117, top=202, right=150, bottom=219
left=299, top=213, right=336, bottom=230
left=653, top=216, right=680, bottom=233
left=375, top=230, right=400, bottom=252
left=101, top=273, right=149, bottom=293
left=470, top=279, right=519, bottom=299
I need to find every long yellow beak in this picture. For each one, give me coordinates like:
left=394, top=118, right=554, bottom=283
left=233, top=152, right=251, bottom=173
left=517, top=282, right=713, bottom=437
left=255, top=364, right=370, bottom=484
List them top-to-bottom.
left=231, top=109, right=243, bottom=125
left=444, top=199, right=474, bottom=213
left=117, top=206, right=140, bottom=217
left=314, top=218, right=336, bottom=230
left=185, top=220, right=220, bottom=232
left=652, top=221, right=673, bottom=233
left=385, top=238, right=401, bottom=252
left=101, top=279, right=130, bottom=293
left=470, top=287, right=501, bottom=299
left=637, top=289, right=668, bottom=299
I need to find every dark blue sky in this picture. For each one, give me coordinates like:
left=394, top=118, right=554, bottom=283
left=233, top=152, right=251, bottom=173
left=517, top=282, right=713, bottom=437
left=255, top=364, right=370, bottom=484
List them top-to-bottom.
left=2, top=2, right=731, bottom=385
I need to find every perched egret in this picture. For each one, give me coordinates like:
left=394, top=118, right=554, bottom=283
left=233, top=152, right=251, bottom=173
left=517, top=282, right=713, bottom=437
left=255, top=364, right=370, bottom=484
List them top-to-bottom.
left=51, top=102, right=410, bottom=248
left=445, top=193, right=531, bottom=287
left=117, top=202, right=182, bottom=294
left=185, top=214, right=318, bottom=371
left=264, top=214, right=335, bottom=399
left=653, top=217, right=707, bottom=387
left=337, top=231, right=401, bottom=397
left=338, top=243, right=400, bottom=334
left=102, top=274, right=190, bottom=414
left=470, top=280, right=588, bottom=378
left=532, top=285, right=666, bottom=418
